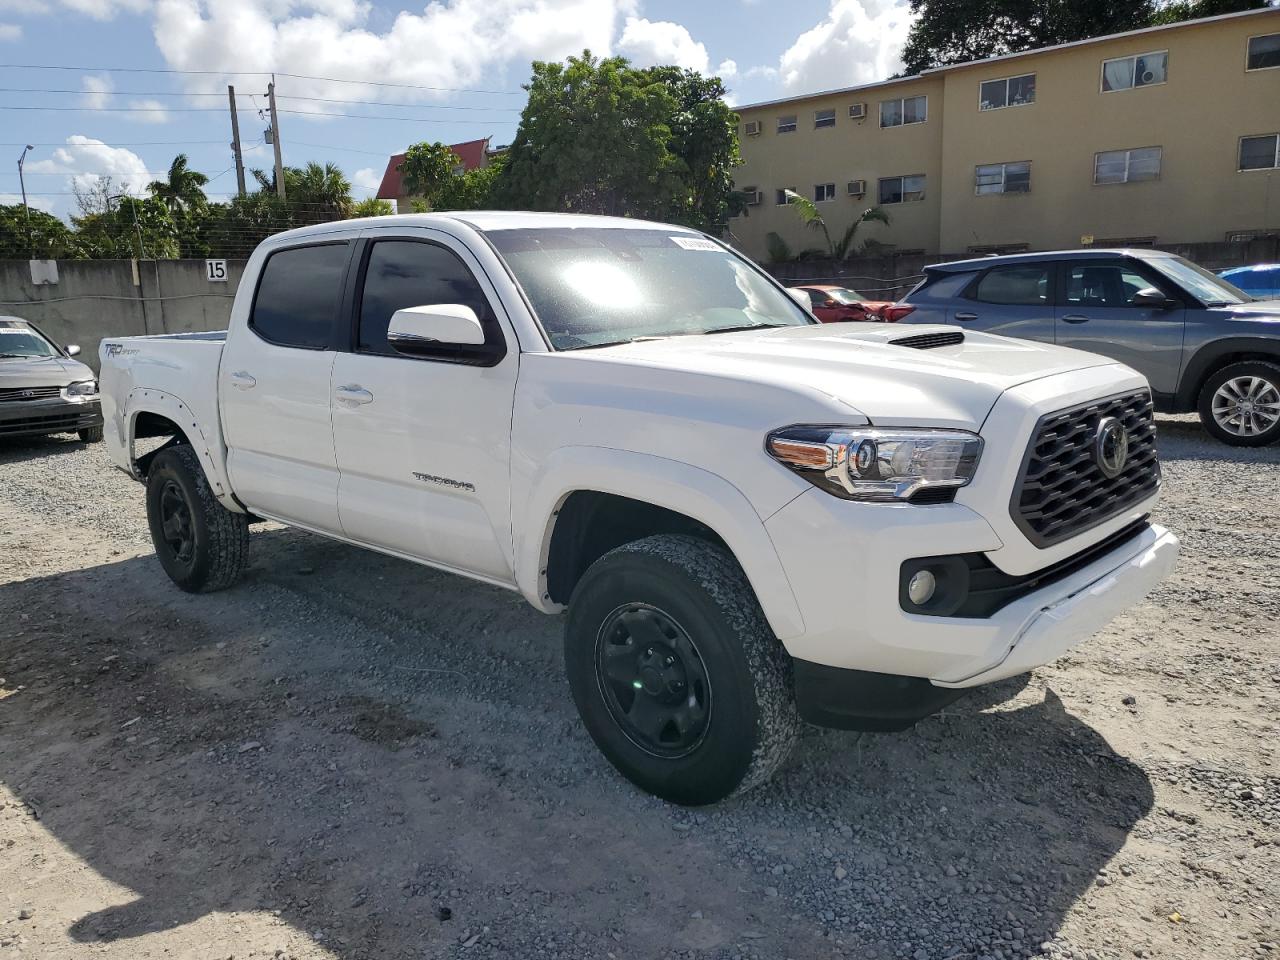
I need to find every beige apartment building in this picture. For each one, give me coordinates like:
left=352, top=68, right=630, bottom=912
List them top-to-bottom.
left=730, top=7, right=1280, bottom=262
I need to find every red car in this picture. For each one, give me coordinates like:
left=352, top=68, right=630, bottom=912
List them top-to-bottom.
left=793, top=284, right=902, bottom=322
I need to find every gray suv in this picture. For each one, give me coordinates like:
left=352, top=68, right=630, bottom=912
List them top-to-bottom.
left=900, top=249, right=1280, bottom=446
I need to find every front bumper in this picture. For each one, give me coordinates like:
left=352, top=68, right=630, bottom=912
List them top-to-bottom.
left=0, top=398, right=102, bottom=438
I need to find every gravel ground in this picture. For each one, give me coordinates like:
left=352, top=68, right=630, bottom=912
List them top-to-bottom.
left=0, top=415, right=1277, bottom=960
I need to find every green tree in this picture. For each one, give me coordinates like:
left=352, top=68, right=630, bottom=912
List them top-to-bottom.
left=901, top=0, right=1268, bottom=72
left=497, top=52, right=681, bottom=218
left=638, top=66, right=743, bottom=232
left=398, top=142, right=460, bottom=207
left=432, top=153, right=507, bottom=210
left=147, top=154, right=209, bottom=216
left=287, top=162, right=353, bottom=220
left=783, top=190, right=890, bottom=260
left=71, top=195, right=179, bottom=259
left=351, top=197, right=395, bottom=217
left=0, top=204, right=76, bottom=259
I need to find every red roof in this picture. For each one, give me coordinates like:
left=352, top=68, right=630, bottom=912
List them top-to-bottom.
left=375, top=138, right=490, bottom=200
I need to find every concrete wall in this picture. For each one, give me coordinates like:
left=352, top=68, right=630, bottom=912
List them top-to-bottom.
left=731, top=7, right=1280, bottom=263
left=0, top=259, right=246, bottom=372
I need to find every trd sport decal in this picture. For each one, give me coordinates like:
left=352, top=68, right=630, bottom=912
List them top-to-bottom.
left=412, top=472, right=475, bottom=493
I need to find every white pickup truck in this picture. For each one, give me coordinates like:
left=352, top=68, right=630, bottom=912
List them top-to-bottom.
left=101, top=212, right=1179, bottom=804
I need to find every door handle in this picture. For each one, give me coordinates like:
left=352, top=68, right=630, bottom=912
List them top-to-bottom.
left=953, top=312, right=978, bottom=321
left=1060, top=314, right=1090, bottom=324
left=229, top=370, right=256, bottom=390
left=335, top=384, right=374, bottom=406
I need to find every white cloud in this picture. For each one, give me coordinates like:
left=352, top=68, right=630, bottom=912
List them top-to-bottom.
left=0, top=0, right=52, bottom=13
left=18, top=0, right=148, bottom=19
left=152, top=0, right=634, bottom=109
left=777, top=0, right=916, bottom=93
left=616, top=16, right=708, bottom=73
left=0, top=20, right=20, bottom=38
left=716, top=58, right=738, bottom=80
left=82, top=74, right=112, bottom=109
left=126, top=98, right=171, bottom=123
left=26, top=135, right=153, bottom=197
left=352, top=166, right=381, bottom=197
left=0, top=192, right=56, bottom=213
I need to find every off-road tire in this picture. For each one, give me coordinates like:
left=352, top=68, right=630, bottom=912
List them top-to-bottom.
left=1197, top=360, right=1280, bottom=447
left=77, top=425, right=104, bottom=443
left=145, top=445, right=249, bottom=593
left=565, top=534, right=799, bottom=805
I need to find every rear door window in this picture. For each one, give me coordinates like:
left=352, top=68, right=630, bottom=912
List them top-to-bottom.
left=250, top=243, right=350, bottom=348
left=971, top=264, right=1050, bottom=305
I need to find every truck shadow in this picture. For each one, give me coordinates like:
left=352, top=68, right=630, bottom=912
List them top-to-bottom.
left=0, top=526, right=1152, bottom=959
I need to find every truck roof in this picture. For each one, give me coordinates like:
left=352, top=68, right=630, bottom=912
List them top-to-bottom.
left=266, top=211, right=703, bottom=245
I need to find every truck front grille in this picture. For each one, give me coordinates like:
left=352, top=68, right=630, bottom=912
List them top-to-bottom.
left=0, top=385, right=61, bottom=402
left=1012, top=390, right=1159, bottom=548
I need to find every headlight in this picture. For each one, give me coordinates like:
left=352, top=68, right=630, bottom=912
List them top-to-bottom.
left=63, top=379, right=98, bottom=398
left=766, top=425, right=982, bottom=502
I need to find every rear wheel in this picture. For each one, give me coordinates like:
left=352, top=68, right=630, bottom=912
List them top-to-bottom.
left=1198, top=361, right=1280, bottom=446
left=77, top=425, right=104, bottom=443
left=145, top=445, right=249, bottom=592
left=564, top=535, right=799, bottom=805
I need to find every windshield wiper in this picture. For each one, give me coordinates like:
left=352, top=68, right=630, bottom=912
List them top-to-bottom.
left=704, top=322, right=788, bottom=335
left=0, top=353, right=38, bottom=359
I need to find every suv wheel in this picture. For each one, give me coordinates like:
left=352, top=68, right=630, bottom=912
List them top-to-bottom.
left=1198, top=361, right=1280, bottom=446
left=77, top=425, right=104, bottom=443
left=145, top=445, right=249, bottom=592
left=565, top=535, right=799, bottom=805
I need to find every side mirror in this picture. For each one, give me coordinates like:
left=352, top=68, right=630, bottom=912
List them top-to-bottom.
left=1130, top=287, right=1176, bottom=310
left=387, top=304, right=485, bottom=355
left=66, top=344, right=81, bottom=357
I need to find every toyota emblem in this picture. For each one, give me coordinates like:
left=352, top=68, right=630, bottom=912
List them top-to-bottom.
left=21, top=389, right=34, bottom=398
left=1094, top=417, right=1129, bottom=479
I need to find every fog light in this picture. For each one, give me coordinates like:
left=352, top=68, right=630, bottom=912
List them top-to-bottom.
left=907, top=569, right=937, bottom=606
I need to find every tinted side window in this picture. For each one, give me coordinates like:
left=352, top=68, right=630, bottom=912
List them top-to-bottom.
left=357, top=240, right=503, bottom=362
left=251, top=243, right=349, bottom=348
left=1064, top=261, right=1160, bottom=308
left=971, top=264, right=1049, bottom=305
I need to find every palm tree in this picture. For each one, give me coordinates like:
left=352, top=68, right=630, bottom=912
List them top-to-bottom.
left=147, top=154, right=209, bottom=216
left=287, top=162, right=353, bottom=220
left=784, top=189, right=891, bottom=260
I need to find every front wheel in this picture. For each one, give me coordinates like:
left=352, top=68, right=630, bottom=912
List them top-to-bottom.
left=1198, top=361, right=1280, bottom=446
left=77, top=424, right=104, bottom=443
left=145, top=445, right=249, bottom=592
left=564, top=535, right=799, bottom=805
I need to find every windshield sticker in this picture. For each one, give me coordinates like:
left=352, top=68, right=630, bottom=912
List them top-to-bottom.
left=670, top=236, right=721, bottom=252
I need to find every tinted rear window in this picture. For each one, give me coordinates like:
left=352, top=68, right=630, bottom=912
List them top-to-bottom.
left=251, top=243, right=349, bottom=349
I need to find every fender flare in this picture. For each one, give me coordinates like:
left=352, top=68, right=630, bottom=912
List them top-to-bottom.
left=1177, top=337, right=1280, bottom=410
left=123, top=387, right=243, bottom=512
left=516, top=446, right=806, bottom=640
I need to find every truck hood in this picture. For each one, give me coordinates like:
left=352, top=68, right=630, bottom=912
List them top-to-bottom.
left=1208, top=300, right=1280, bottom=320
left=589, top=323, right=1120, bottom=429
left=0, top=355, right=93, bottom=387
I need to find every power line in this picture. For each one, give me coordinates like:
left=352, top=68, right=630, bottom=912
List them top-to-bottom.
left=0, top=63, right=523, bottom=96
left=0, top=86, right=521, bottom=112
left=278, top=109, right=499, bottom=123
left=1, top=140, right=227, bottom=146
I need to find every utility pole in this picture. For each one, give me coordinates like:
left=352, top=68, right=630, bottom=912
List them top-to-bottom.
left=267, top=76, right=286, bottom=200
left=227, top=85, right=246, bottom=198
left=17, top=144, right=33, bottom=259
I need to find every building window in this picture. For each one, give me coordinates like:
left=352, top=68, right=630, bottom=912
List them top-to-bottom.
left=1247, top=33, right=1280, bottom=70
left=1101, top=51, right=1167, bottom=91
left=979, top=73, right=1036, bottom=110
left=879, top=95, right=927, bottom=127
left=814, top=108, right=836, bottom=128
left=777, top=115, right=797, bottom=134
left=1240, top=134, right=1280, bottom=171
left=1094, top=147, right=1162, bottom=184
left=975, top=161, right=1031, bottom=194
left=878, top=174, right=926, bottom=204
left=814, top=183, right=836, bottom=202
left=776, top=187, right=796, bottom=205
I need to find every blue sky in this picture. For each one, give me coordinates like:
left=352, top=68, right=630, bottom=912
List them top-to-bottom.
left=0, top=0, right=914, bottom=220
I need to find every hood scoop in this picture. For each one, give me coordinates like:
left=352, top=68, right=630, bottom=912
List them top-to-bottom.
left=890, top=330, right=965, bottom=350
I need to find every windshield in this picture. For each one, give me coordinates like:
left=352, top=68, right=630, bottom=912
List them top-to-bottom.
left=486, top=227, right=813, bottom=350
left=1149, top=256, right=1250, bottom=306
left=825, top=287, right=867, bottom=305
left=0, top=324, right=59, bottom=358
